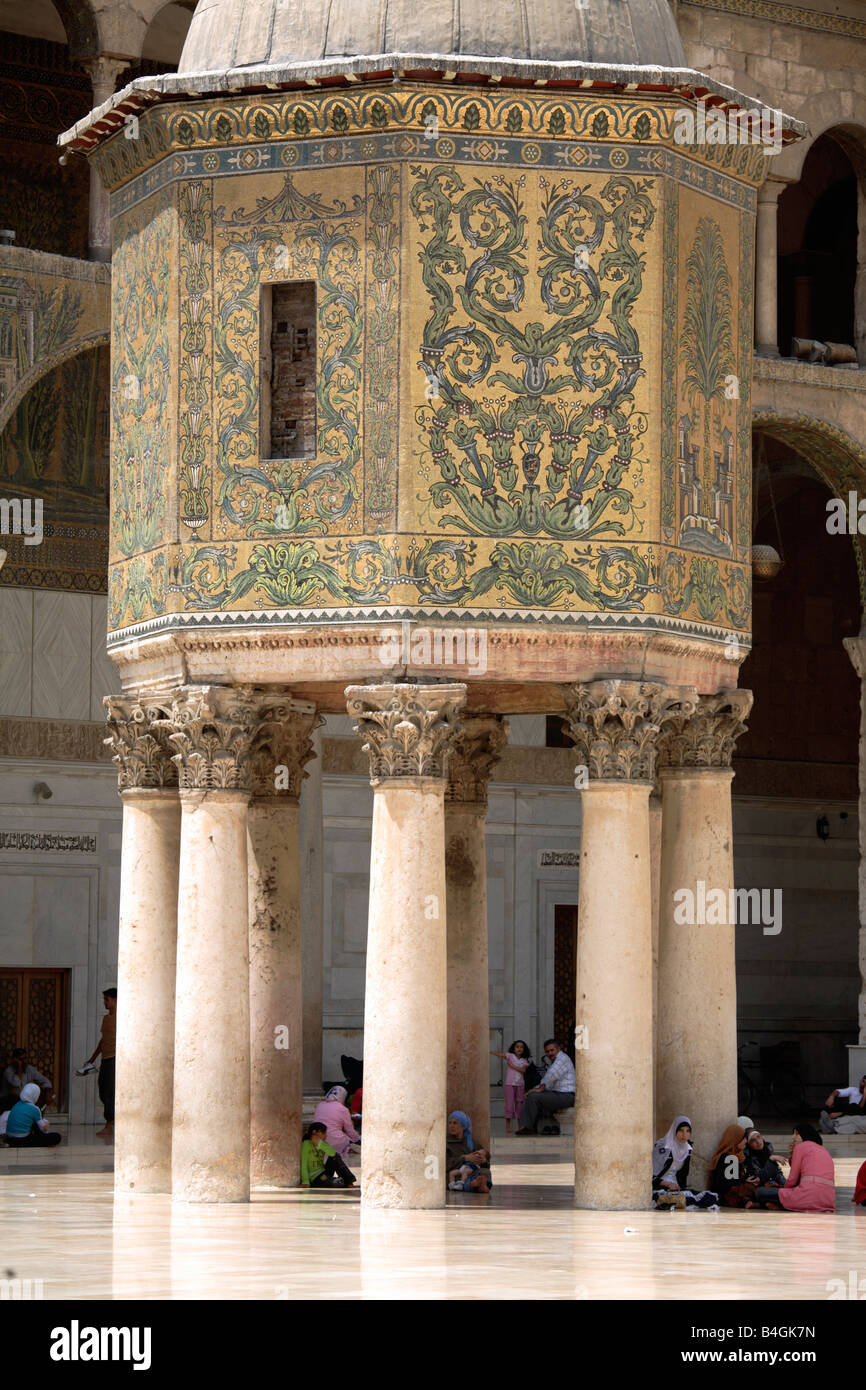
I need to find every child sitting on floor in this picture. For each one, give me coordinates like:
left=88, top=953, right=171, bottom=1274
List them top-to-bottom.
left=448, top=1147, right=491, bottom=1193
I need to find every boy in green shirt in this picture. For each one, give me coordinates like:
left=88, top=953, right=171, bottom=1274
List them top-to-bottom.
left=301, top=1122, right=358, bottom=1189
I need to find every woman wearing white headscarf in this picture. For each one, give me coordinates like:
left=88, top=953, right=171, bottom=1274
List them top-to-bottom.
left=3, top=1082, right=62, bottom=1147
left=312, top=1085, right=360, bottom=1156
left=651, top=1115, right=718, bottom=1210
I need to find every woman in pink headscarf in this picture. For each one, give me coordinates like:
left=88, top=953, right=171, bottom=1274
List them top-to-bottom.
left=312, top=1086, right=360, bottom=1156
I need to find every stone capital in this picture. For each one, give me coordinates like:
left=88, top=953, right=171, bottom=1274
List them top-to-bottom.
left=81, top=56, right=129, bottom=106
left=562, top=679, right=697, bottom=783
left=346, top=682, right=466, bottom=783
left=161, top=685, right=259, bottom=793
left=657, top=690, right=753, bottom=771
left=104, top=696, right=178, bottom=790
left=249, top=696, right=322, bottom=800
left=445, top=715, right=509, bottom=807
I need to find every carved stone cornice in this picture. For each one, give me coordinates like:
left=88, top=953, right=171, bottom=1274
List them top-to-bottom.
left=562, top=680, right=697, bottom=783
left=345, top=683, right=466, bottom=783
left=162, top=685, right=258, bottom=793
left=657, top=690, right=754, bottom=771
left=249, top=696, right=322, bottom=800
left=103, top=697, right=178, bottom=790
left=445, top=715, right=509, bottom=807
left=0, top=717, right=112, bottom=765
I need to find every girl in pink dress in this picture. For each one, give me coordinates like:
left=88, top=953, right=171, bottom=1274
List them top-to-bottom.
left=491, top=1040, right=531, bottom=1134
left=772, top=1124, right=835, bottom=1211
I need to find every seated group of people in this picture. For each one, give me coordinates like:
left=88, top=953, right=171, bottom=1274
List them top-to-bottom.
left=0, top=1052, right=62, bottom=1148
left=301, top=1084, right=361, bottom=1189
left=652, top=1114, right=844, bottom=1212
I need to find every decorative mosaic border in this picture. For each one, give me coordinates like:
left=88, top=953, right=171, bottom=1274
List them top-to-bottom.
left=683, top=0, right=866, bottom=39
left=110, top=133, right=757, bottom=222
left=105, top=603, right=749, bottom=650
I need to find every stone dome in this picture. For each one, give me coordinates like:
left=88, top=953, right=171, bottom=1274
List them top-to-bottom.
left=178, top=0, right=687, bottom=75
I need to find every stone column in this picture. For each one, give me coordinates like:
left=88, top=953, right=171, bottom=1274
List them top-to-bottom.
left=81, top=58, right=128, bottom=262
left=755, top=178, right=784, bottom=357
left=844, top=633, right=866, bottom=1043
left=563, top=680, right=695, bottom=1210
left=346, top=682, right=466, bottom=1209
left=167, top=686, right=257, bottom=1203
left=655, top=692, right=753, bottom=1176
left=247, top=697, right=320, bottom=1188
left=104, top=698, right=179, bottom=1194
left=444, top=715, right=508, bottom=1152
left=301, top=722, right=325, bottom=1094
left=649, top=785, right=662, bottom=1138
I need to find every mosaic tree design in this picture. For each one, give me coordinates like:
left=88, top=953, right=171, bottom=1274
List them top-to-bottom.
left=413, top=166, right=652, bottom=543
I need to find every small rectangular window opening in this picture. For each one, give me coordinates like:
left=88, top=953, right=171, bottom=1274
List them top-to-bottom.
left=261, top=281, right=316, bottom=459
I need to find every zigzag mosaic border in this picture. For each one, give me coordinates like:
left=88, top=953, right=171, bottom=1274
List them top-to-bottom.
left=683, top=0, right=866, bottom=40
left=105, top=605, right=749, bottom=650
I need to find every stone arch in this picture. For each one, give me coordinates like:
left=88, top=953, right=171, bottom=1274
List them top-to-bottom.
left=51, top=0, right=100, bottom=58
left=140, top=1, right=196, bottom=67
left=0, top=330, right=109, bottom=437
left=752, top=410, right=866, bottom=611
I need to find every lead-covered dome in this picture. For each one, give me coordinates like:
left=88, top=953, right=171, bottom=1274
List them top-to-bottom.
left=179, top=0, right=687, bottom=74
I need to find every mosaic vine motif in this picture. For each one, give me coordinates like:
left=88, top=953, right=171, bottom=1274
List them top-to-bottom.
left=99, top=85, right=766, bottom=635
left=366, top=164, right=400, bottom=523
left=412, top=166, right=650, bottom=542
left=211, top=177, right=364, bottom=541
left=660, top=180, right=679, bottom=542
left=179, top=181, right=211, bottom=533
left=111, top=197, right=171, bottom=569
left=735, top=209, right=754, bottom=564
left=676, top=216, right=736, bottom=558
left=661, top=551, right=749, bottom=628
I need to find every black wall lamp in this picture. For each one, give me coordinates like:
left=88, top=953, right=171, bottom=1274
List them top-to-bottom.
left=816, top=814, right=830, bottom=842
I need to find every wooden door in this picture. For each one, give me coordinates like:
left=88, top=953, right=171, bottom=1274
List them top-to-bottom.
left=553, top=905, right=578, bottom=1062
left=0, top=969, right=69, bottom=1112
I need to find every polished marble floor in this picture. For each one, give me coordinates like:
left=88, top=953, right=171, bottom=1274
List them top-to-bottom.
left=2, top=1134, right=865, bottom=1300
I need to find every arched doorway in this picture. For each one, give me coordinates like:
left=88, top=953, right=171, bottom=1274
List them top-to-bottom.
left=735, top=419, right=863, bottom=1106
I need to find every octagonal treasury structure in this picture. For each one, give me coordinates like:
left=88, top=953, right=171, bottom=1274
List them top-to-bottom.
left=61, top=47, right=804, bottom=714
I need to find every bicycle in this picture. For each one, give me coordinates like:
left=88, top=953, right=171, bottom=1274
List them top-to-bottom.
left=737, top=1040, right=806, bottom=1120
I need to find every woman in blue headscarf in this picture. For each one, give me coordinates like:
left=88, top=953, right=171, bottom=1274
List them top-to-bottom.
left=446, top=1111, right=492, bottom=1193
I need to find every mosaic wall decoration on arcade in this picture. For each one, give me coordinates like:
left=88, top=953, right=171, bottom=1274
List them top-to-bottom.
left=102, top=88, right=763, bottom=637
left=0, top=259, right=110, bottom=594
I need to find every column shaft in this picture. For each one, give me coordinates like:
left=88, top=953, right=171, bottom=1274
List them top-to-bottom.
left=83, top=59, right=127, bottom=261
left=755, top=180, right=782, bottom=357
left=844, top=635, right=866, bottom=1043
left=347, top=682, right=466, bottom=1210
left=301, top=725, right=324, bottom=1092
left=656, top=769, right=737, bottom=1174
left=364, top=780, right=447, bottom=1206
left=575, top=781, right=653, bottom=1208
left=173, top=789, right=250, bottom=1201
left=649, top=789, right=663, bottom=1139
left=115, top=790, right=180, bottom=1193
left=248, top=797, right=302, bottom=1186
left=445, top=802, right=490, bottom=1150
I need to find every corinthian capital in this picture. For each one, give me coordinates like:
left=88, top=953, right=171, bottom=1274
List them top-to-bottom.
left=562, top=680, right=697, bottom=783
left=346, top=683, right=466, bottom=783
left=162, top=685, right=258, bottom=793
left=658, top=690, right=753, bottom=771
left=249, top=695, right=322, bottom=799
left=104, top=696, right=178, bottom=791
left=445, top=715, right=508, bottom=806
